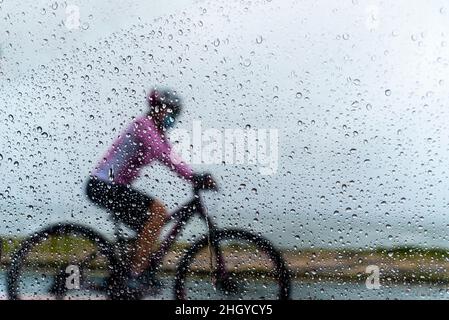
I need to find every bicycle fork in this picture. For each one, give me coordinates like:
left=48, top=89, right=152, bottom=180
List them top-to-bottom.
left=198, top=196, right=229, bottom=290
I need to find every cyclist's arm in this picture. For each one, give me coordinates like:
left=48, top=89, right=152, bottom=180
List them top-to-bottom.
left=136, top=116, right=194, bottom=182
left=159, top=145, right=194, bottom=182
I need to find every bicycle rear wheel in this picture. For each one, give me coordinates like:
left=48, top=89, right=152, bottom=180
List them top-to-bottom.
left=7, top=223, right=117, bottom=300
left=174, top=229, right=291, bottom=300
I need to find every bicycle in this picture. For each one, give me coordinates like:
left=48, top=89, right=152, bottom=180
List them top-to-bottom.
left=7, top=179, right=292, bottom=300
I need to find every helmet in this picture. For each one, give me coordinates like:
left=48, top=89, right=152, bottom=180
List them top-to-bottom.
left=148, top=87, right=182, bottom=128
left=148, top=87, right=182, bottom=112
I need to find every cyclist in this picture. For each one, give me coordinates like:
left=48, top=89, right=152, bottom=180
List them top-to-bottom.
left=85, top=87, right=214, bottom=286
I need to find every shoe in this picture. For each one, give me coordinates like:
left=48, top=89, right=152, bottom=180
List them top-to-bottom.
left=127, top=270, right=163, bottom=295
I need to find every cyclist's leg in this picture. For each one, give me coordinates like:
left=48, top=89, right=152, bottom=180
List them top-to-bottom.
left=85, top=177, right=167, bottom=276
left=130, top=199, right=167, bottom=276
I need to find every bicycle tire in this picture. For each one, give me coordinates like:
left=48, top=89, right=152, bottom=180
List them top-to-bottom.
left=7, top=223, right=118, bottom=300
left=174, top=228, right=291, bottom=300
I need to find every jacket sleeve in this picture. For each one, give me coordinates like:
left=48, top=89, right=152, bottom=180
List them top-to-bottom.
left=136, top=117, right=194, bottom=181
left=158, top=142, right=194, bottom=181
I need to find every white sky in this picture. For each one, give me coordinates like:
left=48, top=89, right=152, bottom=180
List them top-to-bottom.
left=2, top=0, right=449, bottom=249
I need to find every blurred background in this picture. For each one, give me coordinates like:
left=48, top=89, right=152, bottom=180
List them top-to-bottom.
left=2, top=0, right=449, bottom=299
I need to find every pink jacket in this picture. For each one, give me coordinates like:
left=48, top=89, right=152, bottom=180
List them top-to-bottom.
left=91, top=115, right=193, bottom=185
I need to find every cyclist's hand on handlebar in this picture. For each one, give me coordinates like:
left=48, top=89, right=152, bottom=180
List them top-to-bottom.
left=193, top=173, right=218, bottom=191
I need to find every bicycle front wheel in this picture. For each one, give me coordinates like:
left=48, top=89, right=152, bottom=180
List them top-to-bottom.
left=7, top=223, right=117, bottom=300
left=174, top=229, right=291, bottom=300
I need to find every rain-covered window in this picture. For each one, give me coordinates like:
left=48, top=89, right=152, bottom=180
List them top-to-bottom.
left=1, top=0, right=449, bottom=302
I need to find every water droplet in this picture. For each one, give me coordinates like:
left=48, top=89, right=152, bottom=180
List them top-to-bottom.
left=385, top=89, right=391, bottom=96
left=108, top=168, right=114, bottom=181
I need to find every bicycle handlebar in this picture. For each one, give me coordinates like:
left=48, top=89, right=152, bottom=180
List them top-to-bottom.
left=192, top=173, right=218, bottom=193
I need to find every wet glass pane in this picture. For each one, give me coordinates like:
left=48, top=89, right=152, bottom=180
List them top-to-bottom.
left=0, top=0, right=448, bottom=302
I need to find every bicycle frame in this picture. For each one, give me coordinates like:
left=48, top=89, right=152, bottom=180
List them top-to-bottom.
left=140, top=187, right=216, bottom=274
